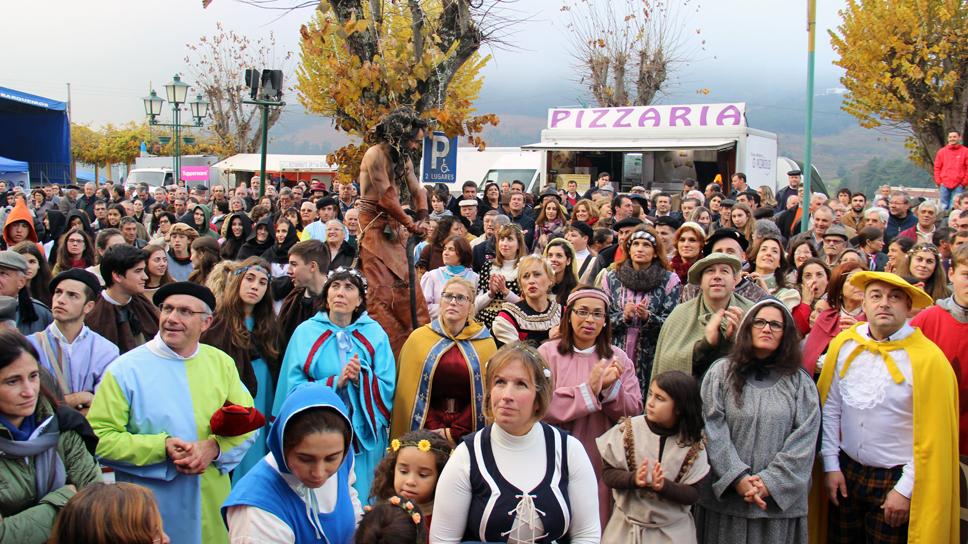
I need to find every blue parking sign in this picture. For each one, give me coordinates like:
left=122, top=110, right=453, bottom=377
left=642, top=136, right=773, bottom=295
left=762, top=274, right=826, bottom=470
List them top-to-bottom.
left=421, top=131, right=457, bottom=185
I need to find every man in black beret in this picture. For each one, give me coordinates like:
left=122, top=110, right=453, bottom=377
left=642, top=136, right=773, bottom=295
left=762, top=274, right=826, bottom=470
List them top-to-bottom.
left=775, top=169, right=802, bottom=213
left=302, top=196, right=342, bottom=241
left=317, top=196, right=342, bottom=222
left=87, top=279, right=257, bottom=544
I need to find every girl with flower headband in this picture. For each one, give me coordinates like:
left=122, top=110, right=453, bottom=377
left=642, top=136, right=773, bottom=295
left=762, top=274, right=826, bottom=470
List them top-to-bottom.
left=896, top=241, right=951, bottom=303
left=201, top=256, right=281, bottom=482
left=272, top=266, right=395, bottom=501
left=539, top=286, right=643, bottom=526
left=369, top=430, right=451, bottom=534
left=355, top=496, right=427, bottom=544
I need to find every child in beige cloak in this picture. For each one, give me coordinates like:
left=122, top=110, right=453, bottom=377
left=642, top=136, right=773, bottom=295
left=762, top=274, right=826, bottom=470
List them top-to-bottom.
left=596, top=370, right=709, bottom=544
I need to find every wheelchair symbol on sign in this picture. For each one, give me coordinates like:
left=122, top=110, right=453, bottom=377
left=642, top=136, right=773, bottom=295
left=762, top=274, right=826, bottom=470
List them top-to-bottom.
left=439, top=162, right=450, bottom=174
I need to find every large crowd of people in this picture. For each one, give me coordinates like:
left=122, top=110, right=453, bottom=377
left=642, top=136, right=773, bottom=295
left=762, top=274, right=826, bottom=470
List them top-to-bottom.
left=0, top=133, right=966, bottom=544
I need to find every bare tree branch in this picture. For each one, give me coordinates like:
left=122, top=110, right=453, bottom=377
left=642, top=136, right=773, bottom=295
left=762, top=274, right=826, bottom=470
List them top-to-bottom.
left=562, top=0, right=699, bottom=107
left=185, top=24, right=293, bottom=154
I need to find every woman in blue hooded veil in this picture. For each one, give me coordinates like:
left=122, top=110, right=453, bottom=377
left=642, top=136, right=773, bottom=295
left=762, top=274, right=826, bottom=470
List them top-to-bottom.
left=223, top=383, right=361, bottom=543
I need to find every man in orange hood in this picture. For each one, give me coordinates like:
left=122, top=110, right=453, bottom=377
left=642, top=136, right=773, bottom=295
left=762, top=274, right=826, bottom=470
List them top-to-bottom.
left=2, top=196, right=40, bottom=250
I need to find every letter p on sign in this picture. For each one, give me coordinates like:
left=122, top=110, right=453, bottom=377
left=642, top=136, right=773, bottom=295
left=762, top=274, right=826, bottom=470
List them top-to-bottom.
left=422, top=131, right=458, bottom=184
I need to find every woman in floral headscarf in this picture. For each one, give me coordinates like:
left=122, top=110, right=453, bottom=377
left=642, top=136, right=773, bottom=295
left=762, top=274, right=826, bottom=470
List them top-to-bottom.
left=600, top=226, right=681, bottom=397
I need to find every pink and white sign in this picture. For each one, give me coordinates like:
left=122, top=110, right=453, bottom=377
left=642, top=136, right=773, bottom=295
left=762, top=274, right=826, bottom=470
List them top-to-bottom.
left=547, top=103, right=747, bottom=130
left=180, top=166, right=209, bottom=182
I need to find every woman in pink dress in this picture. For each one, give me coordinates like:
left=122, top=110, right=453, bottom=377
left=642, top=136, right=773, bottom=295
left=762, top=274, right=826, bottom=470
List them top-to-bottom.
left=539, top=286, right=643, bottom=526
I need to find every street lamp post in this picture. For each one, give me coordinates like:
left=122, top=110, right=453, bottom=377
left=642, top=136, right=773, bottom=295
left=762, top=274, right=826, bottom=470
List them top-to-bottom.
left=243, top=68, right=285, bottom=197
left=142, top=74, right=209, bottom=185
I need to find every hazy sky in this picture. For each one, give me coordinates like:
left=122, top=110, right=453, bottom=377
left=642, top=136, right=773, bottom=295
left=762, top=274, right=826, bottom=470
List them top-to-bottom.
left=2, top=0, right=848, bottom=127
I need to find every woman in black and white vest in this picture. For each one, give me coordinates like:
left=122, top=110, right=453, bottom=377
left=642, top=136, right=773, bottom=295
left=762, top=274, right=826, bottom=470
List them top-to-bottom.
left=430, top=342, right=601, bottom=543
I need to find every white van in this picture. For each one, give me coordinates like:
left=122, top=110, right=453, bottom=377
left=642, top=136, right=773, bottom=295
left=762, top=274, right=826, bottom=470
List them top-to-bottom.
left=458, top=147, right=544, bottom=193
left=125, top=168, right=173, bottom=191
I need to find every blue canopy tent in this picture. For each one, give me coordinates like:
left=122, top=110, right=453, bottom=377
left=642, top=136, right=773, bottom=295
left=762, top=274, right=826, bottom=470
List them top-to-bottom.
left=0, top=87, right=71, bottom=186
left=0, top=156, right=30, bottom=188
left=74, top=166, right=107, bottom=183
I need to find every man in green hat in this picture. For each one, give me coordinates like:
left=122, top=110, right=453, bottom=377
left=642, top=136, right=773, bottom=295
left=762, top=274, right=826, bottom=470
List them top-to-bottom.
left=651, top=252, right=754, bottom=380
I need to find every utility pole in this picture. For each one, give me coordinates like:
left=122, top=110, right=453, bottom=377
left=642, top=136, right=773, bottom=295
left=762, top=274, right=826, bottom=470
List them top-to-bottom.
left=801, top=0, right=817, bottom=233
left=241, top=98, right=283, bottom=198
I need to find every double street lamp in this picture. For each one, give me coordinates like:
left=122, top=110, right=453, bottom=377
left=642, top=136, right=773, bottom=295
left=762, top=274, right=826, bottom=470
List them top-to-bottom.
left=142, top=74, right=210, bottom=183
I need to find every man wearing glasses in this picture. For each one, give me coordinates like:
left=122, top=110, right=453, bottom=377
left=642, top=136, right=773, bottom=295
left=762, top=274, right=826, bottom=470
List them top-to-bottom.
left=821, top=225, right=850, bottom=268
left=88, top=281, right=257, bottom=544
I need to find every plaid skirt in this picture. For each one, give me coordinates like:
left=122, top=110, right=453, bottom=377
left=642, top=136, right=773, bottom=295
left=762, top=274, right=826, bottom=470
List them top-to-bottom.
left=827, top=451, right=907, bottom=544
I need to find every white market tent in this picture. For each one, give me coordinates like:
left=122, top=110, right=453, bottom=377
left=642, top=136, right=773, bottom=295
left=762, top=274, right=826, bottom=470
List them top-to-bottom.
left=211, top=153, right=337, bottom=186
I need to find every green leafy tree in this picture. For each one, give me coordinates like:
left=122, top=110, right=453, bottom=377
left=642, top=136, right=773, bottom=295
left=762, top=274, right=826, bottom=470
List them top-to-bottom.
left=71, top=124, right=105, bottom=182
left=100, top=124, right=149, bottom=174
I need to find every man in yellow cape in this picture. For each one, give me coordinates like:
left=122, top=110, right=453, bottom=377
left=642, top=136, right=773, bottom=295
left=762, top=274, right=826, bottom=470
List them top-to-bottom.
left=810, top=271, right=958, bottom=543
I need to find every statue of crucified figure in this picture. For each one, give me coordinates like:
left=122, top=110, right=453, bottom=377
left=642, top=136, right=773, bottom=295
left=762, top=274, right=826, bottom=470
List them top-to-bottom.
left=356, top=107, right=432, bottom=356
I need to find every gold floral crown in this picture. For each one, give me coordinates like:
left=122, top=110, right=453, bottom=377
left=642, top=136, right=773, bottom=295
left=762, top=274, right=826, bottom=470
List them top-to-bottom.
left=388, top=438, right=451, bottom=456
left=362, top=495, right=423, bottom=525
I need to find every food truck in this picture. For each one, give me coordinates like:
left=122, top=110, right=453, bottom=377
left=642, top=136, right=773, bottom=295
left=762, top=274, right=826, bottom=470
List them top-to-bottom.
left=521, top=102, right=778, bottom=194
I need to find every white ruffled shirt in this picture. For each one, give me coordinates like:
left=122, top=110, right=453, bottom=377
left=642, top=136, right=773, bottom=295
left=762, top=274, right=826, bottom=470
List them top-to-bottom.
left=821, top=323, right=915, bottom=498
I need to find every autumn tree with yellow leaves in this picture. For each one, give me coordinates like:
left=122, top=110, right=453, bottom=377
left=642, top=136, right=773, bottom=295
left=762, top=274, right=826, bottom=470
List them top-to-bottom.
left=296, top=0, right=501, bottom=183
left=830, top=0, right=968, bottom=167
left=71, top=123, right=146, bottom=182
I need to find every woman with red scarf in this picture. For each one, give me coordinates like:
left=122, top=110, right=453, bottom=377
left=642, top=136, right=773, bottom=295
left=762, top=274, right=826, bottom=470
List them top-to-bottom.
left=669, top=222, right=705, bottom=283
